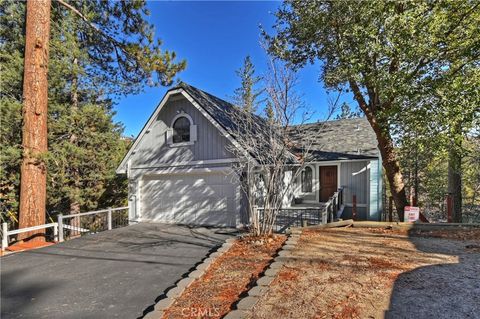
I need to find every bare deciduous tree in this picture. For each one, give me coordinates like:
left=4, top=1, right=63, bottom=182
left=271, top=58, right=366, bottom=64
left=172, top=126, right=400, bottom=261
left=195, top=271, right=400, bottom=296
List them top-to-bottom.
left=228, top=59, right=338, bottom=236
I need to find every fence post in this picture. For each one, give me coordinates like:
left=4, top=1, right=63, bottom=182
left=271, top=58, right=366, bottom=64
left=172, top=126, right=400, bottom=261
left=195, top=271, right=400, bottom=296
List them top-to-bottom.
left=352, top=195, right=357, bottom=220
left=107, top=207, right=112, bottom=230
left=58, top=214, right=64, bottom=242
left=2, top=223, right=8, bottom=250
left=53, top=223, right=58, bottom=242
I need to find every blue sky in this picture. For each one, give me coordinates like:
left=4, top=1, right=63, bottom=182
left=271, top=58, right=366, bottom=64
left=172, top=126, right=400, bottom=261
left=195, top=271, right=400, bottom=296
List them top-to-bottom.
left=113, top=1, right=353, bottom=137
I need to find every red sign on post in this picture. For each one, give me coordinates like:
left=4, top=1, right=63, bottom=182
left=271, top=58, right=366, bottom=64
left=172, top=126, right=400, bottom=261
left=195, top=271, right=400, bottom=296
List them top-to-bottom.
left=404, top=206, right=420, bottom=223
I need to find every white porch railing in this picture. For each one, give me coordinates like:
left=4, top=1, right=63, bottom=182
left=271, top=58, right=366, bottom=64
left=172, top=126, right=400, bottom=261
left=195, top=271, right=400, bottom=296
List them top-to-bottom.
left=324, top=187, right=345, bottom=223
left=1, top=206, right=129, bottom=250
left=1, top=222, right=58, bottom=250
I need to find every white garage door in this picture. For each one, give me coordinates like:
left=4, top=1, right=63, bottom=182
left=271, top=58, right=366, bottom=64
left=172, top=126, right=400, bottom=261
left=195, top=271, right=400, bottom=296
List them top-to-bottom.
left=140, top=172, right=237, bottom=226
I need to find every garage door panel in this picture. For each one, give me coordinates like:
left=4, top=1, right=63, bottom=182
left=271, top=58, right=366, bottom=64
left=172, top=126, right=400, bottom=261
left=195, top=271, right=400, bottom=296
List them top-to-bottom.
left=141, top=172, right=237, bottom=226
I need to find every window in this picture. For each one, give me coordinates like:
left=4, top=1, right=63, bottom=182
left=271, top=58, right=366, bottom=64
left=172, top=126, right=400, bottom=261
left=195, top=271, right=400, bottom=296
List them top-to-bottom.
left=172, top=116, right=190, bottom=143
left=301, top=166, right=313, bottom=193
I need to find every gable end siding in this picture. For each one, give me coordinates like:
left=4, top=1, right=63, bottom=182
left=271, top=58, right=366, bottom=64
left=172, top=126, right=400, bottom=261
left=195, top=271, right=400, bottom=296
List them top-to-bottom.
left=129, top=97, right=235, bottom=168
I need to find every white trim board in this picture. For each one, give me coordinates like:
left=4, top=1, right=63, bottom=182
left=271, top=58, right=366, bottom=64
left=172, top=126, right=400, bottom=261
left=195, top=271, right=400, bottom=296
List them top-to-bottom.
left=130, top=158, right=239, bottom=170
left=308, top=159, right=377, bottom=165
left=141, top=166, right=234, bottom=177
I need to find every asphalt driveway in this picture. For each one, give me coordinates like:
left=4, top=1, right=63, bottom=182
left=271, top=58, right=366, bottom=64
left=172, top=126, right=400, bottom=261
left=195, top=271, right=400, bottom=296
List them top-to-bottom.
left=1, top=223, right=237, bottom=319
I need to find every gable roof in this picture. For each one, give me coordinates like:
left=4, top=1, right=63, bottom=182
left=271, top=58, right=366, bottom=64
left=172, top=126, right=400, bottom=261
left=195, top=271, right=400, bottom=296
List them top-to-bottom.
left=178, top=82, right=247, bottom=134
left=116, top=83, right=264, bottom=173
left=178, top=83, right=293, bottom=162
left=117, top=84, right=379, bottom=174
left=288, top=118, right=379, bottom=161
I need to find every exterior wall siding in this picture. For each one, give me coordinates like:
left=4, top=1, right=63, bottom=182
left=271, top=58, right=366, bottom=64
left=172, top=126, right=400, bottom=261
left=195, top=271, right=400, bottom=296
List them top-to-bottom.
left=125, top=95, right=242, bottom=225
left=129, top=97, right=234, bottom=168
left=368, top=159, right=383, bottom=221
left=340, top=161, right=370, bottom=206
left=341, top=206, right=368, bottom=220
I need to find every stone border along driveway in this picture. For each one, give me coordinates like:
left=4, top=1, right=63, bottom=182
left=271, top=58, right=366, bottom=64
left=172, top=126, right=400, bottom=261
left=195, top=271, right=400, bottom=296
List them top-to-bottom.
left=224, top=231, right=298, bottom=319
left=144, top=237, right=237, bottom=319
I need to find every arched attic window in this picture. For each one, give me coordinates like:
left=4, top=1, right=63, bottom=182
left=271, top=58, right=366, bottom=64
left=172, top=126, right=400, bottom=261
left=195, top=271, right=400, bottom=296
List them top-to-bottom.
left=167, top=113, right=197, bottom=146
left=173, top=116, right=190, bottom=143
left=301, top=166, right=313, bottom=193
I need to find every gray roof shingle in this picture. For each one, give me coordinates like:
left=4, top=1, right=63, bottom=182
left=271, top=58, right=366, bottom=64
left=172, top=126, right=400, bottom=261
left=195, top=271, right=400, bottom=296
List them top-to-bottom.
left=174, top=83, right=379, bottom=162
left=288, top=118, right=379, bottom=161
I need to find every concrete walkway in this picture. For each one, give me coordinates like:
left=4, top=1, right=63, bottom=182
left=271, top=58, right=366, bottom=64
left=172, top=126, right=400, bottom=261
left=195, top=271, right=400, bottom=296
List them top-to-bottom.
left=1, top=223, right=236, bottom=319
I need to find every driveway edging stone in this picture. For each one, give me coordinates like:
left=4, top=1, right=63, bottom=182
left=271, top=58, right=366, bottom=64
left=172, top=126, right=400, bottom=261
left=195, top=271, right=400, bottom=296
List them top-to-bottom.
left=226, top=229, right=301, bottom=319
left=143, top=236, right=237, bottom=319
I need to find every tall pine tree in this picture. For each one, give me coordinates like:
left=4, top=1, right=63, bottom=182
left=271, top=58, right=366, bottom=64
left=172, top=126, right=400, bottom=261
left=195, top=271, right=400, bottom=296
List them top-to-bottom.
left=0, top=1, right=185, bottom=235
left=233, top=56, right=263, bottom=113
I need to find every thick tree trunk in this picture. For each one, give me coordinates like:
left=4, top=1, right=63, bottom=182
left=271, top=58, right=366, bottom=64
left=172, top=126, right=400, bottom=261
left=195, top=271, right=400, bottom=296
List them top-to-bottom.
left=18, top=0, right=52, bottom=241
left=69, top=57, right=81, bottom=228
left=348, top=80, right=408, bottom=220
left=372, top=124, right=409, bottom=221
left=448, top=147, right=462, bottom=223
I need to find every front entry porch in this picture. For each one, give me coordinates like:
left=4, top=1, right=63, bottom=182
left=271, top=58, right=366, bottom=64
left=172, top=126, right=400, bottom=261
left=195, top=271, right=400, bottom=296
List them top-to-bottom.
left=294, top=163, right=341, bottom=206
left=258, top=187, right=345, bottom=233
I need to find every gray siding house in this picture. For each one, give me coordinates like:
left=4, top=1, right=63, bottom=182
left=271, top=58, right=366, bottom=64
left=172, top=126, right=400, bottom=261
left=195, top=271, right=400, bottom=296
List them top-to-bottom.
left=116, top=83, right=383, bottom=228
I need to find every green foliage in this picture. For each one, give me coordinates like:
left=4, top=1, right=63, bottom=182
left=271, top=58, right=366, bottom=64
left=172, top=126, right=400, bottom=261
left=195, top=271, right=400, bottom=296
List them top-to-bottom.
left=1, top=0, right=183, bottom=223
left=50, top=0, right=186, bottom=96
left=266, top=0, right=480, bottom=216
left=267, top=0, right=479, bottom=120
left=233, top=56, right=263, bottom=113
left=0, top=99, right=22, bottom=222
left=264, top=100, right=275, bottom=123
left=335, top=102, right=362, bottom=120
left=46, top=104, right=129, bottom=213
left=464, top=136, right=480, bottom=206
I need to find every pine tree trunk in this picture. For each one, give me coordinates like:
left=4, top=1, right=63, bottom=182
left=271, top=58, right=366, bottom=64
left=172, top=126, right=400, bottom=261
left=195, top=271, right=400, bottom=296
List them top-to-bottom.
left=18, top=0, right=52, bottom=241
left=69, top=57, right=81, bottom=228
left=448, top=146, right=462, bottom=223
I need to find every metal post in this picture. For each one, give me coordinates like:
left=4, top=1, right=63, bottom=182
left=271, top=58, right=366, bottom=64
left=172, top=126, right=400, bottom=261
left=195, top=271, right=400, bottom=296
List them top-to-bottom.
left=352, top=195, right=357, bottom=220
left=107, top=208, right=112, bottom=230
left=57, top=214, right=64, bottom=242
left=2, top=223, right=8, bottom=250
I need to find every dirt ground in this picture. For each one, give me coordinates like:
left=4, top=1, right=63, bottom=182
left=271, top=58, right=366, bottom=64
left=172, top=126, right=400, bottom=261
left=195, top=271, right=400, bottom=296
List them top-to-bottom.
left=248, top=227, right=480, bottom=319
left=162, top=235, right=286, bottom=319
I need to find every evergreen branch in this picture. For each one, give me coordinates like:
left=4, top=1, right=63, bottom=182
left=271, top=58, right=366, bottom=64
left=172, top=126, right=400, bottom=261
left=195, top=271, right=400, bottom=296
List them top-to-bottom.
left=56, top=0, right=134, bottom=64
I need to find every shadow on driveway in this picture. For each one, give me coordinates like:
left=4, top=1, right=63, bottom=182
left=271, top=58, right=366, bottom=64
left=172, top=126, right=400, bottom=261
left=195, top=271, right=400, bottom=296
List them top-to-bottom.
left=1, top=223, right=237, bottom=319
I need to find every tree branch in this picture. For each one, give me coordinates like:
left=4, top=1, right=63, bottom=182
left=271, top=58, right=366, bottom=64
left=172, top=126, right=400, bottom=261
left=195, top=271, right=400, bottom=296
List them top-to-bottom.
left=56, top=0, right=133, bottom=62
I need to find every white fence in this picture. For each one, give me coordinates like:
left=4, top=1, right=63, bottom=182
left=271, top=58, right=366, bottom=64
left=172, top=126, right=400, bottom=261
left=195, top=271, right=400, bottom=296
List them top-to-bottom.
left=1, top=206, right=128, bottom=250
left=57, top=206, right=128, bottom=242
left=1, top=222, right=58, bottom=250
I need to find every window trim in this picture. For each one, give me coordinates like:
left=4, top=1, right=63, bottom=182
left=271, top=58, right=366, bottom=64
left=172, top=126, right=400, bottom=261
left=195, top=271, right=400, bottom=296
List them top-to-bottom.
left=169, top=113, right=195, bottom=147
left=301, top=165, right=314, bottom=194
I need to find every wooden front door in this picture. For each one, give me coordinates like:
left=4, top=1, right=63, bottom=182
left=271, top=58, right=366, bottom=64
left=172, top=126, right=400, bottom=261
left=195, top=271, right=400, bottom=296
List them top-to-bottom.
left=320, top=166, right=338, bottom=202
